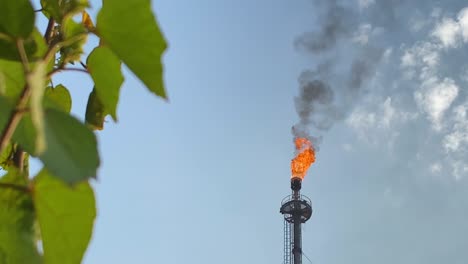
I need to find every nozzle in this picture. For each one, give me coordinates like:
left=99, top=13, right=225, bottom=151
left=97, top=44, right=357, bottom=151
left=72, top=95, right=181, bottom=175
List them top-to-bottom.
left=291, top=177, right=302, bottom=191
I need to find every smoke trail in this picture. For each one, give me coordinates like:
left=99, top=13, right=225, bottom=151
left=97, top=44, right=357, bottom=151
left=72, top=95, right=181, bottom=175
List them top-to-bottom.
left=292, top=0, right=386, bottom=146
left=294, top=1, right=355, bottom=53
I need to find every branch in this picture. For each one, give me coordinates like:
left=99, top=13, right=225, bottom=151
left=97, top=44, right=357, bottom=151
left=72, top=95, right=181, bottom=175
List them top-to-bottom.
left=0, top=18, right=58, bottom=177
left=0, top=18, right=90, bottom=155
left=44, top=18, right=55, bottom=45
left=0, top=32, right=12, bottom=42
left=43, top=35, right=80, bottom=65
left=16, top=39, right=30, bottom=73
left=0, top=41, right=33, bottom=154
left=80, top=61, right=88, bottom=69
left=47, top=67, right=89, bottom=77
left=0, top=85, right=31, bottom=154
left=12, top=145, right=25, bottom=173
left=0, top=182, right=30, bottom=193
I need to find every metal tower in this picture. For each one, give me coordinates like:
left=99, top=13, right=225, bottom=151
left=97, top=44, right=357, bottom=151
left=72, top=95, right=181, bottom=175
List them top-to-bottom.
left=280, top=177, right=312, bottom=264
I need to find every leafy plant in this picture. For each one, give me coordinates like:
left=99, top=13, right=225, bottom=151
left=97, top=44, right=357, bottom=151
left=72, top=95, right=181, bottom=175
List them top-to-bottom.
left=0, top=0, right=167, bottom=262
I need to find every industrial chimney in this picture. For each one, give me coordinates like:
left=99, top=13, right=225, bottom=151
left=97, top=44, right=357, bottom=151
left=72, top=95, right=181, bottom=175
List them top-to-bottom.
left=280, top=177, right=312, bottom=264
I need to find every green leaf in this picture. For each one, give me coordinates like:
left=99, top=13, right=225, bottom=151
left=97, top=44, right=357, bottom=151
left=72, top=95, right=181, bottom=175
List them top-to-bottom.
left=0, top=0, right=35, bottom=38
left=41, top=0, right=89, bottom=21
left=97, top=0, right=168, bottom=98
left=60, top=17, right=88, bottom=64
left=0, top=28, right=46, bottom=62
left=30, top=28, right=49, bottom=60
left=0, top=29, right=47, bottom=98
left=0, top=39, right=23, bottom=61
left=87, top=46, right=124, bottom=120
left=0, top=60, right=24, bottom=98
left=28, top=61, right=47, bottom=155
left=44, top=84, right=72, bottom=113
left=85, top=88, right=105, bottom=130
left=0, top=95, right=13, bottom=130
left=0, top=96, right=14, bottom=170
left=0, top=97, right=36, bottom=156
left=0, top=98, right=19, bottom=153
left=3, top=99, right=97, bottom=185
left=6, top=108, right=99, bottom=183
left=40, top=109, right=100, bottom=184
left=13, top=113, right=37, bottom=155
left=0, top=143, right=14, bottom=170
left=33, top=169, right=96, bottom=264
left=0, top=170, right=42, bottom=264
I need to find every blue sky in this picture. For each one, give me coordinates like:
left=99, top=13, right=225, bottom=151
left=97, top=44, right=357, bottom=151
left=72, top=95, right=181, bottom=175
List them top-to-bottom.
left=30, top=0, right=468, bottom=263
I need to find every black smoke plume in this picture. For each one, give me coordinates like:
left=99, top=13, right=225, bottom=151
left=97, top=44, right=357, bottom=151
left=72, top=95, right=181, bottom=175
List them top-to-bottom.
left=292, top=0, right=385, bottom=146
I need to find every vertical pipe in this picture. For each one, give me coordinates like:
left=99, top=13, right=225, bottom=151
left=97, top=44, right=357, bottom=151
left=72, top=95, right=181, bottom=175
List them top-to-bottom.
left=290, top=177, right=303, bottom=264
left=292, top=191, right=302, bottom=264
left=293, top=214, right=302, bottom=264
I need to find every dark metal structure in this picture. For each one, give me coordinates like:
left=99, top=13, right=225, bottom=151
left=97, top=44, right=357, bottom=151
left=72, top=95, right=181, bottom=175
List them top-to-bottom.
left=280, top=177, right=312, bottom=264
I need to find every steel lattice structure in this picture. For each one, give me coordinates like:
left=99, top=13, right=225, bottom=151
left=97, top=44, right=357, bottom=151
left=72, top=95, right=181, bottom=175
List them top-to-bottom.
left=280, top=178, right=312, bottom=264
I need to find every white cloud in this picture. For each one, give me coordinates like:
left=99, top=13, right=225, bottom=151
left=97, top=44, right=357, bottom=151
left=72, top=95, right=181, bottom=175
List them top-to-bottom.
left=357, top=0, right=375, bottom=9
left=431, top=7, right=468, bottom=48
left=457, top=7, right=468, bottom=41
left=400, top=8, right=468, bottom=132
left=409, top=13, right=430, bottom=32
left=432, top=18, right=461, bottom=48
left=352, top=24, right=383, bottom=45
left=353, top=24, right=372, bottom=45
left=400, top=41, right=442, bottom=80
left=401, top=42, right=440, bottom=70
left=419, top=44, right=441, bottom=69
left=382, top=48, right=393, bottom=61
left=401, top=50, right=416, bottom=68
left=461, top=67, right=468, bottom=83
left=414, top=78, right=459, bottom=130
left=347, top=97, right=417, bottom=146
left=381, top=97, right=418, bottom=127
left=347, top=98, right=416, bottom=131
left=381, top=98, right=397, bottom=128
left=438, top=101, right=468, bottom=180
left=444, top=102, right=468, bottom=152
left=347, top=107, right=383, bottom=145
left=347, top=108, right=376, bottom=131
left=444, top=131, right=465, bottom=152
left=452, top=160, right=468, bottom=180
left=430, top=163, right=442, bottom=174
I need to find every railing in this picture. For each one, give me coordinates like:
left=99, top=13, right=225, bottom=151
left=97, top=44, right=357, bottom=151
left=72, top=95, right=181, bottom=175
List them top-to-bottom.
left=281, top=194, right=312, bottom=206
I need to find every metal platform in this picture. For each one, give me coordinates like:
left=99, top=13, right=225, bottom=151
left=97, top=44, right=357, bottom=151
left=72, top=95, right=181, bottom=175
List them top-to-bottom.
left=280, top=193, right=313, bottom=264
left=280, top=195, right=312, bottom=223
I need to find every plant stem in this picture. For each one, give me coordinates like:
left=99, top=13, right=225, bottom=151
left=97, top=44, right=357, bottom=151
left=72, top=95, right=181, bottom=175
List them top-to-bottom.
left=0, top=17, right=65, bottom=156
left=0, top=18, right=58, bottom=173
left=44, top=18, right=55, bottom=45
left=16, top=39, right=30, bottom=73
left=0, top=40, right=33, bottom=155
left=80, top=61, right=88, bottom=69
left=48, top=67, right=89, bottom=77
left=0, top=85, right=31, bottom=154
left=12, top=145, right=25, bottom=173
left=0, top=182, right=30, bottom=193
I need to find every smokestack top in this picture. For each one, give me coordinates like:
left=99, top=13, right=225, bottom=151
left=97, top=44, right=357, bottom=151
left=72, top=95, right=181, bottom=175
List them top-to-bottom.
left=291, top=177, right=302, bottom=191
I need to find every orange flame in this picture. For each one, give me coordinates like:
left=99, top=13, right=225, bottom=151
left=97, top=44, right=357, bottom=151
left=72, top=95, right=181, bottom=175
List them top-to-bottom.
left=291, top=137, right=316, bottom=180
